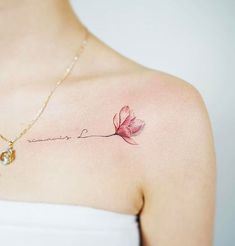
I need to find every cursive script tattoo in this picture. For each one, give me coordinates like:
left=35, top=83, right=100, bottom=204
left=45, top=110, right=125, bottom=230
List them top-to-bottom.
left=27, top=106, right=145, bottom=145
left=27, top=135, right=72, bottom=143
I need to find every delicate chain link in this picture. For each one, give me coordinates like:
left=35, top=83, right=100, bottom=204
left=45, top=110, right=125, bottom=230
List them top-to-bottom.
left=0, top=26, right=89, bottom=145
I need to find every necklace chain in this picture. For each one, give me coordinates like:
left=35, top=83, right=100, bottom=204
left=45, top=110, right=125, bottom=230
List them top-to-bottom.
left=0, top=26, right=89, bottom=165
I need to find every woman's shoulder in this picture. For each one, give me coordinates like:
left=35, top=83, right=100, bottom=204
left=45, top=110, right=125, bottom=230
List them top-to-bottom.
left=114, top=65, right=213, bottom=159
left=128, top=66, right=214, bottom=159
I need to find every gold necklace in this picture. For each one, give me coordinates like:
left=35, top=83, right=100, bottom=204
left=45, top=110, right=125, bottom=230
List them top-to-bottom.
left=0, top=26, right=89, bottom=166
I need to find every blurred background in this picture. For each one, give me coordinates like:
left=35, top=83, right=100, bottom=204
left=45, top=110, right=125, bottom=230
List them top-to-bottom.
left=70, top=0, right=235, bottom=245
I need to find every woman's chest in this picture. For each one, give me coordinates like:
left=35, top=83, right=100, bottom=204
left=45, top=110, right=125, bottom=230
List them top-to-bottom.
left=0, top=97, right=143, bottom=215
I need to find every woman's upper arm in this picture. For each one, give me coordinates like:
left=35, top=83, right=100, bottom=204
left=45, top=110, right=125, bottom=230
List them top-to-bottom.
left=138, top=75, right=216, bottom=246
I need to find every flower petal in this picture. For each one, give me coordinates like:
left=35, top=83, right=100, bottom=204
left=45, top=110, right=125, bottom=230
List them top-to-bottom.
left=119, top=106, right=130, bottom=125
left=122, top=110, right=136, bottom=127
left=113, top=113, right=119, bottom=131
left=130, top=119, right=145, bottom=136
left=116, top=125, right=132, bottom=138
left=121, top=136, right=138, bottom=145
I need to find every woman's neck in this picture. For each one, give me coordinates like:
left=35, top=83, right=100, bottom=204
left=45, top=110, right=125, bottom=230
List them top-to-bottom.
left=0, top=0, right=86, bottom=86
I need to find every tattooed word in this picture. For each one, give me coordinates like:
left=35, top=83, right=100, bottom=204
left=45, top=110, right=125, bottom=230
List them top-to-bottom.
left=27, top=106, right=145, bottom=145
left=27, top=135, right=72, bottom=143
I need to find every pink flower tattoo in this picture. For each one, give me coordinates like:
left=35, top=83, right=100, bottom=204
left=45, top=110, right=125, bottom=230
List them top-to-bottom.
left=112, top=105, right=145, bottom=144
left=79, top=106, right=145, bottom=145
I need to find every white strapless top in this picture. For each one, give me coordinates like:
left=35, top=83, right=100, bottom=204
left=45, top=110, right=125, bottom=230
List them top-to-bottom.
left=0, top=200, right=140, bottom=246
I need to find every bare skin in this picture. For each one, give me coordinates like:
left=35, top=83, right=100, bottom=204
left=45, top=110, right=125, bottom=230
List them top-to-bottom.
left=0, top=1, right=216, bottom=245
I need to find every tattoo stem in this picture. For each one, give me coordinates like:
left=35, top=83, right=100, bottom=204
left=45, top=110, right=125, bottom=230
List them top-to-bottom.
left=78, top=133, right=116, bottom=138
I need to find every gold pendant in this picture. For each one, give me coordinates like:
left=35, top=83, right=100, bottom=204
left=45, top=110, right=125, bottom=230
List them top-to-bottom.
left=0, top=142, right=16, bottom=165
